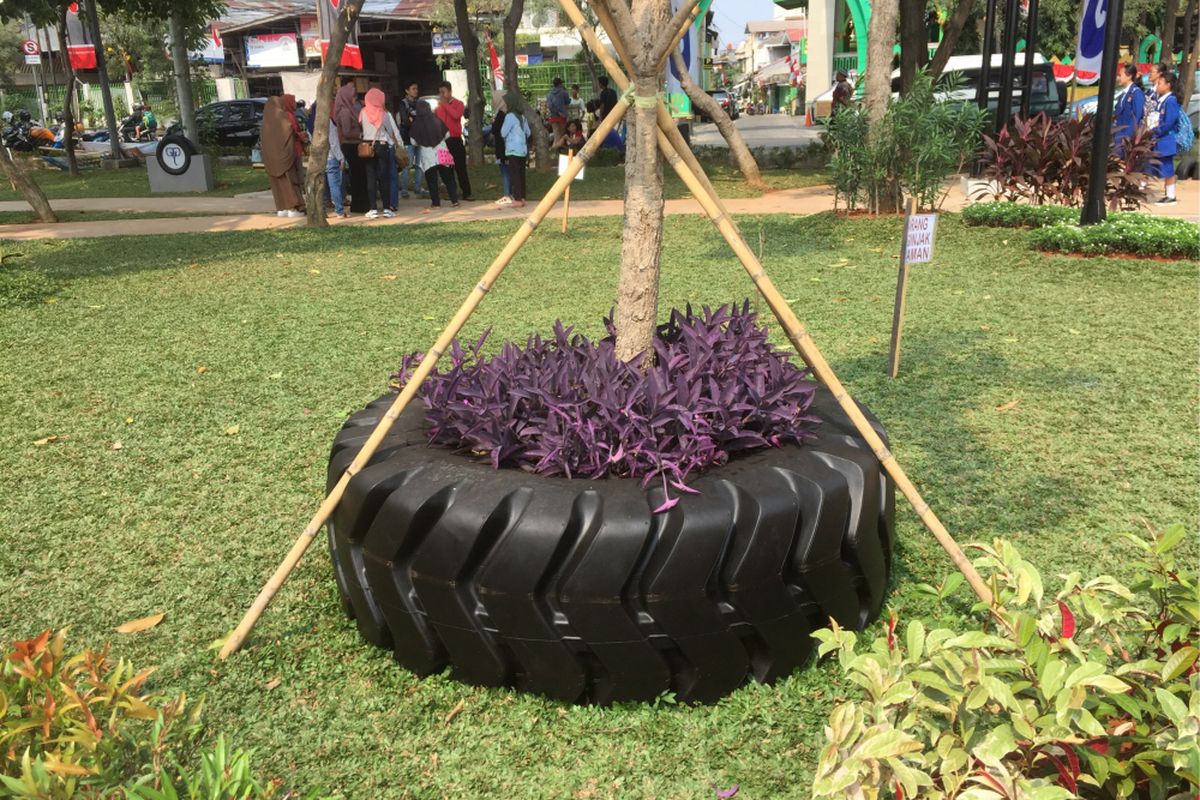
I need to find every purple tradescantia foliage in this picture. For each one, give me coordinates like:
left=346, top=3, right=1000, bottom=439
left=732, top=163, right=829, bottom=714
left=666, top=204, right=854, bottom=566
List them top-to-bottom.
left=389, top=303, right=820, bottom=507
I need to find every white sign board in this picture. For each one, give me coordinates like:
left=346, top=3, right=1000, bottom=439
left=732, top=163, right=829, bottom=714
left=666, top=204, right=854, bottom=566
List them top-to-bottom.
left=245, top=33, right=300, bottom=69
left=25, top=54, right=41, bottom=65
left=557, top=154, right=584, bottom=181
left=904, top=213, right=938, bottom=264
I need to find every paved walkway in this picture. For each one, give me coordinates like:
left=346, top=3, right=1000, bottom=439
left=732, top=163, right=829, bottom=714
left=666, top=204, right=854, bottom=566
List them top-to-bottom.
left=0, top=180, right=1194, bottom=242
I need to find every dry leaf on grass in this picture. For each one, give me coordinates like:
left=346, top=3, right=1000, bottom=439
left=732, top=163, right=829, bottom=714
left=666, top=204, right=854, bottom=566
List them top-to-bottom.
left=196, top=366, right=208, bottom=375
left=996, top=399, right=1020, bottom=413
left=225, top=425, right=240, bottom=436
left=33, top=435, right=60, bottom=446
left=108, top=441, right=123, bottom=451
left=116, top=612, right=164, bottom=634
left=265, top=676, right=281, bottom=691
left=443, top=699, right=465, bottom=725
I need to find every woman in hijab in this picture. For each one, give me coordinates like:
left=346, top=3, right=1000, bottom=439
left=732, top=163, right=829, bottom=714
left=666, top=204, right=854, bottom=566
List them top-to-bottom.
left=334, top=80, right=368, bottom=214
left=358, top=88, right=402, bottom=219
left=491, top=90, right=512, bottom=205
left=499, top=90, right=531, bottom=208
left=260, top=94, right=307, bottom=217
left=410, top=99, right=459, bottom=210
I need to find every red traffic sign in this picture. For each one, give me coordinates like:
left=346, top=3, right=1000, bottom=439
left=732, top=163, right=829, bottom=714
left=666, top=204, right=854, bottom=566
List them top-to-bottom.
left=21, top=40, right=41, bottom=56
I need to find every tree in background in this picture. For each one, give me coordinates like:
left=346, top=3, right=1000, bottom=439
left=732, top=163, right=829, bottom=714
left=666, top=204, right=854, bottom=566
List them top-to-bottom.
left=303, top=0, right=365, bottom=227
left=864, top=0, right=899, bottom=211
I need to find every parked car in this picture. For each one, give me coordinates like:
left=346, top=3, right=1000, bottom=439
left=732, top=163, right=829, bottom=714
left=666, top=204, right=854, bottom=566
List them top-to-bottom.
left=699, top=90, right=739, bottom=122
left=194, top=99, right=267, bottom=147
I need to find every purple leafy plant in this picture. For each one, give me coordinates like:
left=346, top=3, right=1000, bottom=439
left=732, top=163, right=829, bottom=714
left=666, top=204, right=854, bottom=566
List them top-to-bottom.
left=389, top=302, right=820, bottom=508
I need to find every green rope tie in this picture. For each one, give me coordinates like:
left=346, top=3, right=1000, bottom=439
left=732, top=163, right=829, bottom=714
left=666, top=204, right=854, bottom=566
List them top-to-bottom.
left=620, top=84, right=664, bottom=109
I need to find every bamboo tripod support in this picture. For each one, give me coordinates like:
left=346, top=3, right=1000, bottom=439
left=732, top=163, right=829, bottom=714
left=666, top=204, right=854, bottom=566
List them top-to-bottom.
left=561, top=0, right=993, bottom=607
left=218, top=2, right=705, bottom=660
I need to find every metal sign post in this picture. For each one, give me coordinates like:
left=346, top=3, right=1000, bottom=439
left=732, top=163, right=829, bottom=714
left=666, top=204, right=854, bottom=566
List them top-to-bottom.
left=888, top=198, right=938, bottom=378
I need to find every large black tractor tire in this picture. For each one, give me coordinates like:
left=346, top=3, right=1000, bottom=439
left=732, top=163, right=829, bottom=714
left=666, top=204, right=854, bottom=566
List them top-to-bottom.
left=327, top=386, right=896, bottom=705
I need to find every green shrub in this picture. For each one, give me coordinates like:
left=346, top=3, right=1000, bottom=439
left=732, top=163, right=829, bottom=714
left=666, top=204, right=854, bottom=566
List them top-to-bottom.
left=827, top=71, right=986, bottom=213
left=961, top=203, right=1079, bottom=229
left=1030, top=215, right=1200, bottom=259
left=0, top=266, right=57, bottom=308
left=811, top=524, right=1199, bottom=799
left=0, top=630, right=313, bottom=799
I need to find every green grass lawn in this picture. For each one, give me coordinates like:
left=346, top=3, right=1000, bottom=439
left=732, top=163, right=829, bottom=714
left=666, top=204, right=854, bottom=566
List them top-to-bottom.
left=4, top=161, right=825, bottom=203
left=1, top=163, right=270, bottom=200
left=0, top=210, right=228, bottom=225
left=1, top=214, right=1196, bottom=797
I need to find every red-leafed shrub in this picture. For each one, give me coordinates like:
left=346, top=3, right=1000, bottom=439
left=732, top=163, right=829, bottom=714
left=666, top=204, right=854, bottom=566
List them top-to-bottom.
left=975, top=113, right=1153, bottom=210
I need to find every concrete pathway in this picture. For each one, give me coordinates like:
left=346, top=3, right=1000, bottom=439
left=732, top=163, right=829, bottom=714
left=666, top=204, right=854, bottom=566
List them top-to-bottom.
left=0, top=180, right=1194, bottom=242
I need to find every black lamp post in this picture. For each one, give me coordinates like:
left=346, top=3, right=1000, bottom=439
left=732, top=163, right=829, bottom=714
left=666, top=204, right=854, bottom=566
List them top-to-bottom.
left=977, top=0, right=999, bottom=119
left=996, top=0, right=1023, bottom=130
left=1020, top=0, right=1041, bottom=117
left=1081, top=0, right=1125, bottom=225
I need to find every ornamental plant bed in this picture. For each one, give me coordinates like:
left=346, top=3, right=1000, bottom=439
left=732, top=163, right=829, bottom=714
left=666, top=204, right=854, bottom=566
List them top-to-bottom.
left=326, top=305, right=896, bottom=704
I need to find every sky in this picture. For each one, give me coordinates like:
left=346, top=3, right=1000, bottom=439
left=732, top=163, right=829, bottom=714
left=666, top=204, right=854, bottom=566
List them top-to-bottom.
left=708, top=0, right=781, bottom=47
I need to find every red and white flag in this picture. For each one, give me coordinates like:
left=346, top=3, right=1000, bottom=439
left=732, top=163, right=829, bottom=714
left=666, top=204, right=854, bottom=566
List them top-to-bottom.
left=317, top=0, right=362, bottom=70
left=65, top=3, right=97, bottom=70
left=487, top=33, right=505, bottom=89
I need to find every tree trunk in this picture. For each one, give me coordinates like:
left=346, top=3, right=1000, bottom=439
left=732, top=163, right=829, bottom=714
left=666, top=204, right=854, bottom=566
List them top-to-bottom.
left=84, top=0, right=122, bottom=160
left=304, top=0, right=366, bottom=227
left=453, top=0, right=485, bottom=166
left=503, top=0, right=521, bottom=94
left=610, top=0, right=669, bottom=364
left=865, top=0, right=900, bottom=213
left=900, top=0, right=928, bottom=93
left=928, top=0, right=974, bottom=80
left=1164, top=0, right=1180, bottom=64
left=1181, top=0, right=1197, bottom=102
left=55, top=9, right=79, bottom=177
left=169, top=10, right=197, bottom=142
left=671, top=50, right=766, bottom=190
left=0, top=146, right=57, bottom=223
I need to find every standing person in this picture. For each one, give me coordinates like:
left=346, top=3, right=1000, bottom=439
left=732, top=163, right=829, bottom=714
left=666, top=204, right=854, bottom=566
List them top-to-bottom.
left=1143, top=62, right=1167, bottom=126
left=1113, top=63, right=1145, bottom=158
left=1148, top=70, right=1181, bottom=205
left=832, top=71, right=854, bottom=114
left=596, top=75, right=618, bottom=121
left=546, top=77, right=570, bottom=149
left=334, top=80, right=368, bottom=214
left=396, top=81, right=424, bottom=198
left=435, top=81, right=473, bottom=200
left=567, top=84, right=585, bottom=124
left=358, top=88, right=402, bottom=219
left=491, top=90, right=512, bottom=206
left=501, top=90, right=531, bottom=209
left=261, top=94, right=307, bottom=218
left=411, top=99, right=459, bottom=211
left=140, top=105, right=157, bottom=139
left=325, top=118, right=347, bottom=218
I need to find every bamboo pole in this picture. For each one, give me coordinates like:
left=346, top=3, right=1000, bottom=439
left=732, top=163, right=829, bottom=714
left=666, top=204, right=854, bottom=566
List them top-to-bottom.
left=562, top=0, right=993, bottom=607
left=583, top=0, right=730, bottom=220
left=217, top=95, right=635, bottom=660
left=562, top=148, right=573, bottom=233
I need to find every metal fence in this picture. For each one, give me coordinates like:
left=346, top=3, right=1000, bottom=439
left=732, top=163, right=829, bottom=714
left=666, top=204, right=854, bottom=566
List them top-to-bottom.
left=476, top=61, right=596, bottom=107
left=1, top=79, right=224, bottom=123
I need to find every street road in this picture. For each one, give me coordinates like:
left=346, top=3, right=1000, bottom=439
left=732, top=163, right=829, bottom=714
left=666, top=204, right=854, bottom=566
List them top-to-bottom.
left=690, top=114, right=825, bottom=149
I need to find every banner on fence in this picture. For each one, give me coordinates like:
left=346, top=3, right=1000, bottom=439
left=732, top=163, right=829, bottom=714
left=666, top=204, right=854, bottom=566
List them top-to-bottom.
left=318, top=0, right=363, bottom=70
left=65, top=3, right=97, bottom=70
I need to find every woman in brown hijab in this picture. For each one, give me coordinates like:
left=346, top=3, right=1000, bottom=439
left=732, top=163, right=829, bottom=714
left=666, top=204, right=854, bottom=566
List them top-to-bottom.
left=333, top=80, right=369, bottom=214
left=261, top=94, right=306, bottom=217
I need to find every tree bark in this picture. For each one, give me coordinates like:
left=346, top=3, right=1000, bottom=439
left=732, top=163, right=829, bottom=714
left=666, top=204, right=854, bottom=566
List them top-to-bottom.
left=84, top=0, right=122, bottom=160
left=304, top=0, right=366, bottom=227
left=453, top=0, right=485, bottom=166
left=503, top=0, right=521, bottom=93
left=608, top=0, right=668, bottom=364
left=865, top=0, right=900, bottom=213
left=899, top=0, right=928, bottom=93
left=927, top=0, right=974, bottom=80
left=1164, top=0, right=1179, bottom=64
left=1180, top=0, right=1197, bottom=102
left=55, top=8, right=79, bottom=177
left=169, top=10, right=197, bottom=142
left=670, top=50, right=766, bottom=190
left=0, top=145, right=57, bottom=223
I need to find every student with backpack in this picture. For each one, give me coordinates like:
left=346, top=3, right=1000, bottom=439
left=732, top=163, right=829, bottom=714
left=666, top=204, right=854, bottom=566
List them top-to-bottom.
left=1148, top=70, right=1184, bottom=205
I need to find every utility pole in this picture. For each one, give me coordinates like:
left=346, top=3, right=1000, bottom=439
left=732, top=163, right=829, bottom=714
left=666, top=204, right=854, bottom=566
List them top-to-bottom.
left=83, top=0, right=123, bottom=160
left=1019, top=0, right=1040, bottom=117
left=1081, top=0, right=1124, bottom=224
